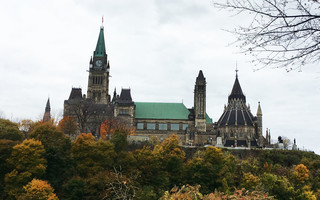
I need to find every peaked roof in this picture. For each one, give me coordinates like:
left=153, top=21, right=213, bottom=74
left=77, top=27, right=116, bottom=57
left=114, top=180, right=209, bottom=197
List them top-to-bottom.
left=94, top=27, right=106, bottom=57
left=196, top=70, right=205, bottom=81
left=228, top=75, right=246, bottom=102
left=68, top=88, right=82, bottom=100
left=118, top=89, right=134, bottom=105
left=45, top=98, right=50, bottom=112
left=257, top=102, right=262, bottom=115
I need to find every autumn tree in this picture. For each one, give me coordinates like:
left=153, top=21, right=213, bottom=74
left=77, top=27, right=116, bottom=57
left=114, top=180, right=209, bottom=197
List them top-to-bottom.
left=214, top=0, right=320, bottom=69
left=58, top=116, right=78, bottom=137
left=100, top=117, right=136, bottom=139
left=0, top=118, right=24, bottom=141
left=18, top=119, right=36, bottom=137
left=29, top=123, right=72, bottom=192
left=71, top=133, right=116, bottom=177
left=153, top=134, right=186, bottom=188
left=4, top=139, right=47, bottom=199
left=133, top=146, right=168, bottom=197
left=185, top=147, right=232, bottom=194
left=294, top=163, right=310, bottom=184
left=18, top=178, right=58, bottom=200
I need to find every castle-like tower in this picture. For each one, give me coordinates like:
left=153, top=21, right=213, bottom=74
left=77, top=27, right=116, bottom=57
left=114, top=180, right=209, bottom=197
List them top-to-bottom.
left=87, top=26, right=110, bottom=104
left=194, top=70, right=206, bottom=132
left=43, top=98, right=51, bottom=122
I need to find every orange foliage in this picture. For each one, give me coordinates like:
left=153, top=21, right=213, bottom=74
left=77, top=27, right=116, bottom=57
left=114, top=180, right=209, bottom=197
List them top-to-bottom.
left=58, top=116, right=77, bottom=136
left=100, top=118, right=135, bottom=139
left=263, top=162, right=273, bottom=173
left=294, top=164, right=310, bottom=183
left=19, top=178, right=58, bottom=200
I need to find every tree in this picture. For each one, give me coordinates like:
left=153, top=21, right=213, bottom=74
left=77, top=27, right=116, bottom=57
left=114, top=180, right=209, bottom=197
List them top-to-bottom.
left=214, top=0, right=320, bottom=69
left=58, top=116, right=78, bottom=137
left=100, top=117, right=136, bottom=140
left=0, top=118, right=24, bottom=141
left=18, top=119, right=35, bottom=136
left=29, top=123, right=72, bottom=191
left=110, top=130, right=128, bottom=153
left=71, top=133, right=116, bottom=177
left=153, top=135, right=186, bottom=187
left=0, top=139, right=20, bottom=199
left=4, top=139, right=47, bottom=198
left=294, top=164, right=310, bottom=184
left=18, top=178, right=58, bottom=200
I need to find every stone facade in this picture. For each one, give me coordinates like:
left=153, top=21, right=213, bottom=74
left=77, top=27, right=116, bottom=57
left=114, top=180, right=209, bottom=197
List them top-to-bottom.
left=63, top=25, right=269, bottom=147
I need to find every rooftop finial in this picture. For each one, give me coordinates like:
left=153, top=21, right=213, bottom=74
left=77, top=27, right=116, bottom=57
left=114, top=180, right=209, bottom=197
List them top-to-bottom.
left=102, top=15, right=104, bottom=27
left=235, top=61, right=238, bottom=78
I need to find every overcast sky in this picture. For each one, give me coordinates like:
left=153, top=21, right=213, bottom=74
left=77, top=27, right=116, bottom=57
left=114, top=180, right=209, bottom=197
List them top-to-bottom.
left=0, top=0, right=319, bottom=154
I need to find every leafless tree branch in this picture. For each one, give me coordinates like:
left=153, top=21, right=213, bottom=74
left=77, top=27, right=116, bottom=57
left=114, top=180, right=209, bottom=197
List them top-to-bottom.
left=214, top=0, right=320, bottom=70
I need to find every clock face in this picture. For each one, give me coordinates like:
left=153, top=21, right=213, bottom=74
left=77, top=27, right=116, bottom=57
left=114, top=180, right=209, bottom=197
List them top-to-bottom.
left=95, top=60, right=103, bottom=67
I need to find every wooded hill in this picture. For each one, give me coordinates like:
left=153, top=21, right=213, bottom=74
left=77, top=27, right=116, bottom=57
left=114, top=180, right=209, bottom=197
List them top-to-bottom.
left=0, top=118, right=319, bottom=200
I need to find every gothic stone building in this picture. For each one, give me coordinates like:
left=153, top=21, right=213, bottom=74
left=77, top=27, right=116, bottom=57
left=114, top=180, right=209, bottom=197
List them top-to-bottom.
left=64, top=25, right=269, bottom=147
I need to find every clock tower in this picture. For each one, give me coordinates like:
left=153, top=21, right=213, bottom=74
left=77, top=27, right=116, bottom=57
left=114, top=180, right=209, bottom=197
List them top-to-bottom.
left=87, top=25, right=110, bottom=104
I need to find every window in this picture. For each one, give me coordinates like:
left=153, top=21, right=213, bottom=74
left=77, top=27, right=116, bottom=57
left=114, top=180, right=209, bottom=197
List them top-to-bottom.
left=119, top=109, right=129, bottom=115
left=137, top=123, right=144, bottom=130
left=147, top=123, right=156, bottom=130
left=159, top=123, right=168, bottom=130
left=171, top=124, right=179, bottom=131
left=182, top=124, right=188, bottom=130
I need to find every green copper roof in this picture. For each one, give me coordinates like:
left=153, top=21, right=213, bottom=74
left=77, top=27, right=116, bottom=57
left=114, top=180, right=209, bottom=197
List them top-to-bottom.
left=94, top=27, right=106, bottom=57
left=135, top=102, right=190, bottom=120
left=135, top=102, right=213, bottom=124
left=206, top=113, right=213, bottom=124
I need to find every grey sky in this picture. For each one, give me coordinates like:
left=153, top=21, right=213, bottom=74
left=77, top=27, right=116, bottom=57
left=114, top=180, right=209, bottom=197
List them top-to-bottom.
left=0, top=0, right=319, bottom=154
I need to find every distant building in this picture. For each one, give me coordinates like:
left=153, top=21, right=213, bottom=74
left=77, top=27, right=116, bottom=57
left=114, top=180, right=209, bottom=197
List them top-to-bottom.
left=63, top=24, right=269, bottom=147
left=215, top=72, right=268, bottom=147
left=43, top=98, right=51, bottom=122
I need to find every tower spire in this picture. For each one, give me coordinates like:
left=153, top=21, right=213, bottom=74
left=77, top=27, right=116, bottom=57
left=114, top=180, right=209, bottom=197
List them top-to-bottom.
left=94, top=26, right=106, bottom=57
left=43, top=98, right=51, bottom=122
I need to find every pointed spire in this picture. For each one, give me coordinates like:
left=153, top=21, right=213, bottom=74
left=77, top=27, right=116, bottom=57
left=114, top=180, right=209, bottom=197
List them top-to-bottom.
left=94, top=27, right=106, bottom=57
left=89, top=57, right=93, bottom=64
left=196, top=70, right=205, bottom=81
left=228, top=71, right=246, bottom=102
left=43, top=98, right=51, bottom=122
left=45, top=98, right=50, bottom=112
left=257, top=102, right=262, bottom=116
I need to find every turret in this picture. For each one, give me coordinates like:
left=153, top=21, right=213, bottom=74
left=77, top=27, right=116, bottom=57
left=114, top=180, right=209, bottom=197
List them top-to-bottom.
left=194, top=70, right=206, bottom=132
left=256, top=102, right=263, bottom=136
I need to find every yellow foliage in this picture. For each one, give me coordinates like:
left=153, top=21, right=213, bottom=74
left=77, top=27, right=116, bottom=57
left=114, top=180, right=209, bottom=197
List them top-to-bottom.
left=294, top=164, right=309, bottom=183
left=240, top=172, right=260, bottom=191
left=19, top=178, right=58, bottom=200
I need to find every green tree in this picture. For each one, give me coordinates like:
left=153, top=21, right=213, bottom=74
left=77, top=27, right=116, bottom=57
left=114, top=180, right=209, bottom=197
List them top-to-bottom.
left=0, top=118, right=24, bottom=141
left=29, top=123, right=72, bottom=192
left=110, top=130, right=128, bottom=153
left=0, top=139, right=20, bottom=199
left=4, top=139, right=47, bottom=199
left=62, top=177, right=84, bottom=200
left=18, top=178, right=58, bottom=200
